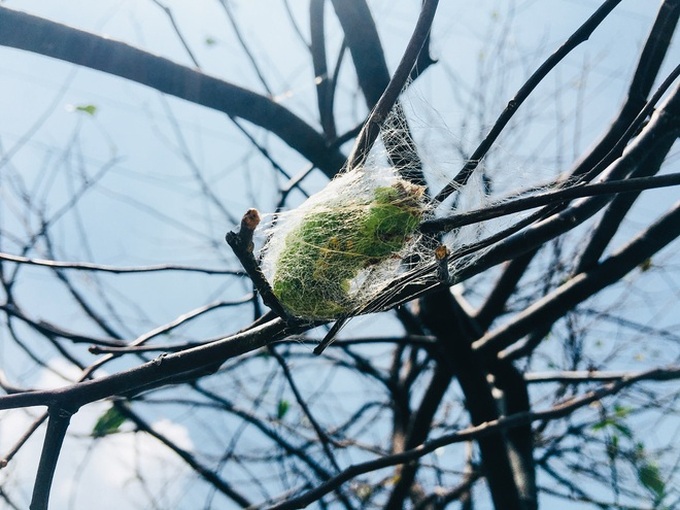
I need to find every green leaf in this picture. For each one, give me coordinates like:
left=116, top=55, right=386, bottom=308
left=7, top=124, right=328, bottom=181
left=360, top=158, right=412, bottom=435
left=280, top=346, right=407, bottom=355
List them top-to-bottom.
left=205, top=36, right=217, bottom=46
left=75, top=104, right=97, bottom=116
left=639, top=258, right=653, bottom=272
left=277, top=399, right=290, bottom=419
left=92, top=405, right=127, bottom=437
left=613, top=405, right=632, bottom=418
left=592, top=406, right=633, bottom=435
left=592, top=417, right=615, bottom=431
left=612, top=421, right=633, bottom=439
left=638, top=462, right=665, bottom=499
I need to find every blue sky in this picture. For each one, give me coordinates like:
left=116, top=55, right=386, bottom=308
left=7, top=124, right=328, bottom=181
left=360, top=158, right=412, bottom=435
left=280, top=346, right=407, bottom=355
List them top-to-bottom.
left=1, top=1, right=678, bottom=508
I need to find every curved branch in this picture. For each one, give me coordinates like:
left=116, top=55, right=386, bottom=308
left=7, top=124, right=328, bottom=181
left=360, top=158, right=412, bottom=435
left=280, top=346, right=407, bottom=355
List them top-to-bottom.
left=0, top=6, right=345, bottom=178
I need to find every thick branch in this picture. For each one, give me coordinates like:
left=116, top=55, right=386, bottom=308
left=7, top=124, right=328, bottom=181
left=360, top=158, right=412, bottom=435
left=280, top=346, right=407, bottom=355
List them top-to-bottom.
left=310, top=0, right=337, bottom=139
left=330, top=0, right=390, bottom=108
left=0, top=6, right=345, bottom=177
left=474, top=201, right=680, bottom=357
left=414, top=289, right=524, bottom=510
left=0, top=318, right=291, bottom=412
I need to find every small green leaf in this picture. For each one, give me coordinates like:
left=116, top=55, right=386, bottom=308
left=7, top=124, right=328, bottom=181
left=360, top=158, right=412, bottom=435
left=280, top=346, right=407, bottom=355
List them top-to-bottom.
left=205, top=36, right=217, bottom=46
left=75, top=104, right=97, bottom=116
left=639, top=258, right=653, bottom=272
left=277, top=399, right=290, bottom=419
left=613, top=404, right=632, bottom=418
left=92, top=405, right=127, bottom=437
left=592, top=406, right=633, bottom=435
left=592, top=417, right=614, bottom=431
left=612, top=422, right=633, bottom=439
left=638, top=462, right=665, bottom=499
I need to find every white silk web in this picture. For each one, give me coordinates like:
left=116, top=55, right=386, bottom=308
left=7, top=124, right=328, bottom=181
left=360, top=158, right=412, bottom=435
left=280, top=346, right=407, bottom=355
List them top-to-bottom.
left=258, top=99, right=549, bottom=321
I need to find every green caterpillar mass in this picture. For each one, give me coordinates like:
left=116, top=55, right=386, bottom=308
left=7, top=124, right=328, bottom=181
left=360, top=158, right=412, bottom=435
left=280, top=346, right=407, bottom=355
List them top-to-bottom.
left=272, top=180, right=425, bottom=319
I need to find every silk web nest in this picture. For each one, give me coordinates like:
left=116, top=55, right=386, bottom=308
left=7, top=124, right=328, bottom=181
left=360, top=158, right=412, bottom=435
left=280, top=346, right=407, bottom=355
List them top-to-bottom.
left=258, top=101, right=510, bottom=322
left=260, top=164, right=437, bottom=321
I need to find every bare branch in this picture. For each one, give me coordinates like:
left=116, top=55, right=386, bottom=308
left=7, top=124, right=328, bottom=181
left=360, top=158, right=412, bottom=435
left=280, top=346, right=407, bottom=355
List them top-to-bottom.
left=344, top=0, right=439, bottom=173
left=435, top=0, right=624, bottom=202
left=0, top=6, right=345, bottom=177
left=422, top=171, right=680, bottom=234
left=475, top=202, right=680, bottom=357
left=0, top=252, right=243, bottom=275
left=268, top=366, right=680, bottom=510
left=30, top=407, right=73, bottom=510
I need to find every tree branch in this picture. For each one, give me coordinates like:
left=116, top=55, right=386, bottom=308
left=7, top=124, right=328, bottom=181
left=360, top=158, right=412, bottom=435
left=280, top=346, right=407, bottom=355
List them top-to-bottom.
left=344, top=0, right=439, bottom=173
left=434, top=0, right=624, bottom=203
left=0, top=6, right=345, bottom=177
left=421, top=172, right=680, bottom=235
left=475, top=201, right=680, bottom=357
left=0, top=317, right=291, bottom=412
left=268, top=366, right=679, bottom=510
left=30, top=407, right=73, bottom=510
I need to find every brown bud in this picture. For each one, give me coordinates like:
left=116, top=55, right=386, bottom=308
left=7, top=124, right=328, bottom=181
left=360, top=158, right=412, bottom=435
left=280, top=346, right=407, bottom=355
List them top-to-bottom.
left=241, top=208, right=261, bottom=231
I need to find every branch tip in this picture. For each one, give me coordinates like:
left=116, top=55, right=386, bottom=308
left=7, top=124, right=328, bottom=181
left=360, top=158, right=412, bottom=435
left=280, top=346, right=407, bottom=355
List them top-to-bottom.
left=242, top=208, right=261, bottom=232
left=226, top=209, right=291, bottom=321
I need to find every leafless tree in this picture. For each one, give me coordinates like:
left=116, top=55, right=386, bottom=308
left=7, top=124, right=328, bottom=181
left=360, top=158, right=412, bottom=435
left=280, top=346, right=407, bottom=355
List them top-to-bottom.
left=0, top=1, right=679, bottom=509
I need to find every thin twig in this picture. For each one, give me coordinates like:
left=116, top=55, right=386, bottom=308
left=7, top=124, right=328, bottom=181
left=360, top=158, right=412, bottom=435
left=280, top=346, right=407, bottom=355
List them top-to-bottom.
left=151, top=0, right=201, bottom=67
left=217, top=0, right=273, bottom=96
left=434, top=0, right=624, bottom=203
left=0, top=252, right=243, bottom=275
left=313, top=318, right=348, bottom=355
left=269, top=346, right=342, bottom=470
left=267, top=366, right=679, bottom=510
left=525, top=369, right=680, bottom=383
left=117, top=402, right=252, bottom=507
left=0, top=414, right=47, bottom=469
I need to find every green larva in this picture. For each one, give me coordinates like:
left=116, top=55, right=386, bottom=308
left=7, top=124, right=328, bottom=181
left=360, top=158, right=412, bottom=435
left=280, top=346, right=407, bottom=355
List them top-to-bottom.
left=271, top=179, right=425, bottom=319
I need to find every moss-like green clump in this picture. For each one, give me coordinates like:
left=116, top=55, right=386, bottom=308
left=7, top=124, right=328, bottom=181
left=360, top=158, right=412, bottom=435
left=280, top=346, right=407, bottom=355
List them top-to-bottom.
left=271, top=180, right=424, bottom=319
